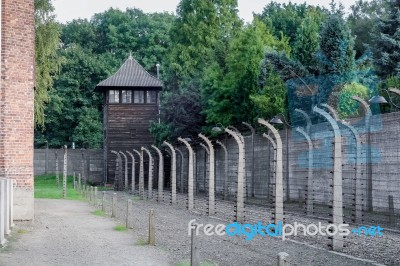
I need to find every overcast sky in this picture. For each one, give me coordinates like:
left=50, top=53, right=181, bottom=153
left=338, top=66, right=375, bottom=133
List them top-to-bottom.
left=53, top=0, right=357, bottom=23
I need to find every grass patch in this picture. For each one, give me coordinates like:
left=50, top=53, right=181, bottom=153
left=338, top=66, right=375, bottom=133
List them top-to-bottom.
left=34, top=174, right=83, bottom=200
left=132, top=196, right=141, bottom=201
left=91, top=210, right=107, bottom=217
left=114, top=225, right=127, bottom=232
left=17, top=229, right=29, bottom=234
left=135, top=237, right=148, bottom=246
left=175, top=261, right=218, bottom=266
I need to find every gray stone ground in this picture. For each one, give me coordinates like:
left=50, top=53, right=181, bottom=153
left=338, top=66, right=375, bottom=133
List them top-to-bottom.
left=101, top=191, right=387, bottom=266
left=0, top=196, right=390, bottom=266
left=0, top=199, right=171, bottom=266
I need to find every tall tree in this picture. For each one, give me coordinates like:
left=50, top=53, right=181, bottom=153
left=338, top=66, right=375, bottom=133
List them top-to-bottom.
left=34, top=0, right=61, bottom=128
left=152, top=0, right=242, bottom=141
left=348, top=0, right=389, bottom=57
left=371, top=0, right=400, bottom=77
left=316, top=8, right=357, bottom=75
left=201, top=19, right=290, bottom=126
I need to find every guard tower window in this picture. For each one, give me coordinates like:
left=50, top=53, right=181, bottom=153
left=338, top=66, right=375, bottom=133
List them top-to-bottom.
left=109, top=90, right=120, bottom=103
left=122, top=90, right=132, bottom=103
left=134, top=90, right=145, bottom=103
left=146, top=91, right=157, bottom=104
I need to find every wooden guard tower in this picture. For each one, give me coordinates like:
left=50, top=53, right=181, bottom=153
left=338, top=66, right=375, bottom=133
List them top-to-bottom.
left=95, top=55, right=162, bottom=184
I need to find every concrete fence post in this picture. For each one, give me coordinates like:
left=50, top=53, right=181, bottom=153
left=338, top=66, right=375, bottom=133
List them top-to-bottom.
left=351, top=96, right=373, bottom=212
left=313, top=106, right=343, bottom=251
left=259, top=119, right=283, bottom=225
left=295, top=127, right=314, bottom=216
left=225, top=128, right=246, bottom=223
left=262, top=133, right=276, bottom=202
left=199, top=134, right=215, bottom=216
left=178, top=138, right=194, bottom=211
left=164, top=141, right=177, bottom=204
left=216, top=141, right=229, bottom=200
left=63, top=145, right=68, bottom=199
left=152, top=146, right=164, bottom=203
left=142, top=147, right=154, bottom=199
left=81, top=148, right=86, bottom=186
left=175, top=148, right=184, bottom=194
left=133, top=149, right=144, bottom=199
left=111, top=150, right=123, bottom=191
left=55, top=151, right=59, bottom=188
left=119, top=151, right=129, bottom=190
left=126, top=151, right=136, bottom=194
left=73, top=172, right=76, bottom=190
left=78, top=173, right=82, bottom=192
left=0, top=180, right=5, bottom=246
left=94, top=187, right=98, bottom=206
left=102, top=191, right=106, bottom=212
left=111, top=193, right=117, bottom=218
left=389, top=195, right=395, bottom=224
left=148, top=209, right=155, bottom=245
left=191, top=223, right=200, bottom=266
left=277, top=252, right=290, bottom=266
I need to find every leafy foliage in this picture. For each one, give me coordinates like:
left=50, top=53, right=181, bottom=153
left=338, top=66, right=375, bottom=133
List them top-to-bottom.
left=34, top=0, right=61, bottom=128
left=337, top=82, right=369, bottom=118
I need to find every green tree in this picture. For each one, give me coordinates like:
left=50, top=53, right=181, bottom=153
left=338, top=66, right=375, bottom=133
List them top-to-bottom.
left=34, top=0, right=61, bottom=128
left=152, top=0, right=242, bottom=140
left=348, top=0, right=389, bottom=57
left=371, top=0, right=400, bottom=77
left=316, top=8, right=357, bottom=75
left=292, top=12, right=320, bottom=70
left=202, top=19, right=290, bottom=126
left=337, top=82, right=369, bottom=118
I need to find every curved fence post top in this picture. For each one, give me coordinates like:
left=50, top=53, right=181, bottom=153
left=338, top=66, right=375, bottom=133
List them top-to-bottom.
left=351, top=96, right=371, bottom=117
left=320, top=103, right=339, bottom=121
left=313, top=106, right=341, bottom=137
left=294, top=108, right=312, bottom=134
left=257, top=118, right=282, bottom=143
left=242, top=122, right=256, bottom=134
left=225, top=127, right=244, bottom=144
left=295, top=127, right=312, bottom=143
left=262, top=133, right=277, bottom=149
left=178, top=137, right=193, bottom=150
left=215, top=140, right=227, bottom=151
left=163, top=141, right=175, bottom=151
left=199, top=143, right=210, bottom=155
left=151, top=145, right=162, bottom=157
left=141, top=147, right=153, bottom=158
left=132, top=149, right=141, bottom=157
left=110, top=150, right=120, bottom=157
left=126, top=150, right=135, bottom=160
left=118, top=151, right=128, bottom=159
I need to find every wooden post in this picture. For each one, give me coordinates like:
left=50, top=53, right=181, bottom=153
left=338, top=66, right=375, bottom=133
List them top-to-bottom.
left=62, top=145, right=67, bottom=199
left=102, top=191, right=106, bottom=212
left=111, top=193, right=117, bottom=218
left=126, top=199, right=132, bottom=229
left=148, top=209, right=155, bottom=245
left=191, top=223, right=200, bottom=266
left=277, top=252, right=289, bottom=266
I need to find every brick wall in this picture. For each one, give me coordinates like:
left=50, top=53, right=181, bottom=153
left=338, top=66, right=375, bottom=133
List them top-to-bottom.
left=1, top=0, right=35, bottom=220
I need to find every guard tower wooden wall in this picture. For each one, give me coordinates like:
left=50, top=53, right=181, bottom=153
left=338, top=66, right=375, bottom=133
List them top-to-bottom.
left=95, top=56, right=162, bottom=184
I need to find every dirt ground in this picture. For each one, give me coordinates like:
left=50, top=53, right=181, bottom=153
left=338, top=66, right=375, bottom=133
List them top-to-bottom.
left=0, top=199, right=172, bottom=266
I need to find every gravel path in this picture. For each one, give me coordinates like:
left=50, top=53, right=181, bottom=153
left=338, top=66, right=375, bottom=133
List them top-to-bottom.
left=101, top=191, right=386, bottom=266
left=0, top=199, right=172, bottom=266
